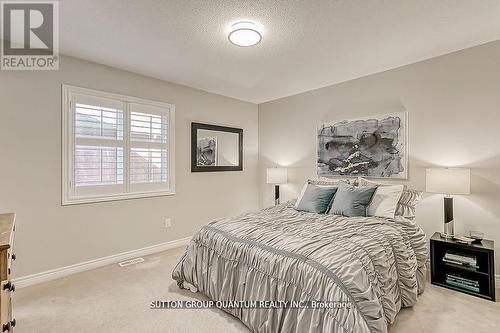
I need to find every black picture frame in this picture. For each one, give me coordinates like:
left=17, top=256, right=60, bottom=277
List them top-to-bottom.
left=191, top=122, right=243, bottom=172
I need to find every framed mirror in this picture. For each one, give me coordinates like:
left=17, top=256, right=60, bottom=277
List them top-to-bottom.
left=191, top=122, right=243, bottom=172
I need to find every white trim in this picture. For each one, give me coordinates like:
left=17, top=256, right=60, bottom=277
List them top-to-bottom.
left=61, top=84, right=176, bottom=205
left=61, top=84, right=71, bottom=205
left=62, top=85, right=175, bottom=109
left=61, top=189, right=176, bottom=205
left=13, top=236, right=191, bottom=289
left=496, top=274, right=500, bottom=286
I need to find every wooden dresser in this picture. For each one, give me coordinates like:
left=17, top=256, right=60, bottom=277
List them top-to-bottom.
left=0, top=214, right=16, bottom=332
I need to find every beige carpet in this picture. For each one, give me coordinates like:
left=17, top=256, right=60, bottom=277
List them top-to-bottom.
left=13, top=246, right=500, bottom=333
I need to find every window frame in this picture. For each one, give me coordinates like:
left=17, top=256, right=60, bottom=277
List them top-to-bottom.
left=62, top=84, right=175, bottom=205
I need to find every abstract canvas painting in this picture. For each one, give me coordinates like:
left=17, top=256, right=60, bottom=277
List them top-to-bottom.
left=317, top=112, right=407, bottom=178
left=197, top=137, right=218, bottom=166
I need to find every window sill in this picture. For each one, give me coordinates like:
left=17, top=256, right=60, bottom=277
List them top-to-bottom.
left=62, top=190, right=175, bottom=206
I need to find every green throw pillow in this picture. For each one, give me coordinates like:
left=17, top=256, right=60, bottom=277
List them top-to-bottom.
left=328, top=182, right=377, bottom=217
left=295, top=184, right=338, bottom=214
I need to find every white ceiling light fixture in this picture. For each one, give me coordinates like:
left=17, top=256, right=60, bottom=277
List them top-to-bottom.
left=228, top=21, right=262, bottom=47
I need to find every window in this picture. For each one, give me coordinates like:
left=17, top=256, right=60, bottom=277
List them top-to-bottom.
left=62, top=85, right=175, bottom=205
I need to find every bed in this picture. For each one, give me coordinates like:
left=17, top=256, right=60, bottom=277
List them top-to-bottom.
left=172, top=201, right=428, bottom=333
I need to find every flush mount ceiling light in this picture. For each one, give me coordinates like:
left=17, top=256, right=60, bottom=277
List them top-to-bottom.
left=228, top=21, right=262, bottom=47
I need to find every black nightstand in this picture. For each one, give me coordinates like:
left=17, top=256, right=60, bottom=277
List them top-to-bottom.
left=430, top=232, right=496, bottom=301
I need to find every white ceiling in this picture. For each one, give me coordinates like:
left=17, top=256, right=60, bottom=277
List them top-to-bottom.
left=60, top=0, right=500, bottom=103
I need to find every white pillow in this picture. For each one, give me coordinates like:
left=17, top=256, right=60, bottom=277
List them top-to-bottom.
left=359, top=177, right=422, bottom=219
left=295, top=182, right=309, bottom=208
left=367, top=184, right=404, bottom=219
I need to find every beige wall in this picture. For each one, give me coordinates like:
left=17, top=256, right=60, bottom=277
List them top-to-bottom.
left=259, top=41, right=500, bottom=275
left=2, top=42, right=500, bottom=279
left=0, top=56, right=259, bottom=278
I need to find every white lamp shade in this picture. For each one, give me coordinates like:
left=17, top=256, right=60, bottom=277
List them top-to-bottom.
left=266, top=168, right=287, bottom=184
left=426, top=168, right=470, bottom=195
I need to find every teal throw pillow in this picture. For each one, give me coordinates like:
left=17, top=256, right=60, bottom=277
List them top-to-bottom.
left=328, top=182, right=377, bottom=217
left=295, top=184, right=338, bottom=214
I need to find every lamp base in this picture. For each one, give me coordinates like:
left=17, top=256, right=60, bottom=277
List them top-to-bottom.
left=274, top=185, right=280, bottom=206
left=441, top=196, right=455, bottom=239
left=440, top=219, right=455, bottom=239
left=440, top=232, right=454, bottom=239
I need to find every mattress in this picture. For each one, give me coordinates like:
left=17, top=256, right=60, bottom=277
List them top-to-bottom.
left=172, top=202, right=428, bottom=333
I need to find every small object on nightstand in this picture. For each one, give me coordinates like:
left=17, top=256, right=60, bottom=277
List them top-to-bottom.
left=469, top=231, right=484, bottom=243
left=430, top=232, right=496, bottom=302
left=452, top=235, right=475, bottom=245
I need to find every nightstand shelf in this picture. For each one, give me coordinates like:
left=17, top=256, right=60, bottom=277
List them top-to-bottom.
left=430, top=232, right=496, bottom=302
left=441, top=261, right=488, bottom=276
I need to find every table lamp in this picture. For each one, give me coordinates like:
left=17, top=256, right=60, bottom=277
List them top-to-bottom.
left=266, top=168, right=287, bottom=205
left=426, top=168, right=470, bottom=238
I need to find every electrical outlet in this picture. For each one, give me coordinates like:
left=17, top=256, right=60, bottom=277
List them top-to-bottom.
left=165, top=218, right=172, bottom=228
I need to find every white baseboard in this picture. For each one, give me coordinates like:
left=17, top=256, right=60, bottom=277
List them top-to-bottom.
left=13, top=236, right=192, bottom=289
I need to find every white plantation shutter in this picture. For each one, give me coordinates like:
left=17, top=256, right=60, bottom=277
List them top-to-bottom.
left=62, top=86, right=175, bottom=205
left=72, top=94, right=126, bottom=197
left=128, top=103, right=170, bottom=192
